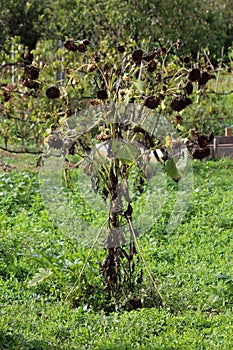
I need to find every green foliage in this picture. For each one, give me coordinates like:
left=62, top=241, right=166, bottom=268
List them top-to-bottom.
left=0, top=0, right=232, bottom=59
left=0, top=0, right=48, bottom=51
left=156, top=0, right=233, bottom=59
left=0, top=159, right=233, bottom=348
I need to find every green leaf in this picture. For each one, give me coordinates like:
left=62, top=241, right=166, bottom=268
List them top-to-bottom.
left=116, top=144, right=138, bottom=164
left=164, top=158, right=181, bottom=182
left=27, top=268, right=53, bottom=287
left=216, top=274, right=233, bottom=281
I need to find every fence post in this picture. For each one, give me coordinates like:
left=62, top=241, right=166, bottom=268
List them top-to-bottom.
left=57, top=40, right=65, bottom=86
left=11, top=43, right=16, bottom=84
left=225, top=127, right=231, bottom=136
left=214, top=138, right=219, bottom=158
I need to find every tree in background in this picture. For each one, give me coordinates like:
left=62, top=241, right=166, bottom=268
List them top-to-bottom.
left=0, top=0, right=232, bottom=61
left=0, top=0, right=49, bottom=53
left=155, top=0, right=233, bottom=60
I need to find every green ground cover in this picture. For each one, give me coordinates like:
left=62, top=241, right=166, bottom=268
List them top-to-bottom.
left=0, top=155, right=232, bottom=349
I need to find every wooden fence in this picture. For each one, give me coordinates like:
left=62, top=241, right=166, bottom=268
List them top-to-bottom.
left=209, top=127, right=233, bottom=158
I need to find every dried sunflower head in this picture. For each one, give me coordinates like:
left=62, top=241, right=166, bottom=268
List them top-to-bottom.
left=64, top=40, right=78, bottom=52
left=132, top=49, right=144, bottom=62
left=147, top=60, right=157, bottom=73
left=25, top=65, right=40, bottom=80
left=188, top=68, right=201, bottom=82
left=184, top=82, right=193, bottom=95
left=46, top=86, right=60, bottom=99
left=97, top=90, right=108, bottom=100
left=170, top=95, right=192, bottom=112
left=144, top=96, right=161, bottom=109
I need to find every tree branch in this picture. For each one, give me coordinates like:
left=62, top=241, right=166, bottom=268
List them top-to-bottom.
left=0, top=61, right=25, bottom=71
left=207, top=90, right=233, bottom=95
left=0, top=113, right=46, bottom=124
left=0, top=146, right=43, bottom=154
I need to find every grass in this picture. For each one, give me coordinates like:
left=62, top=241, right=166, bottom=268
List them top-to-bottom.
left=0, top=152, right=233, bottom=349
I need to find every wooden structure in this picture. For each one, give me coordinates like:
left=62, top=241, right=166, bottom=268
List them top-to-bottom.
left=209, top=128, right=233, bottom=158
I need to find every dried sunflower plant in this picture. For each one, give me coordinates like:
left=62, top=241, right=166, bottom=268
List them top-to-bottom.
left=31, top=38, right=214, bottom=308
